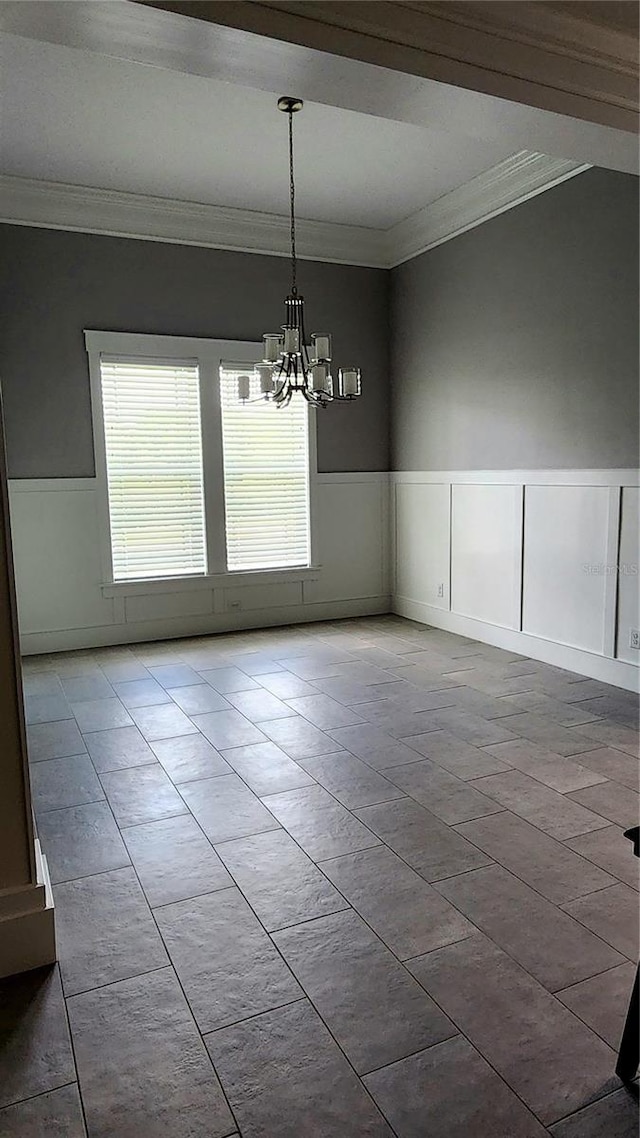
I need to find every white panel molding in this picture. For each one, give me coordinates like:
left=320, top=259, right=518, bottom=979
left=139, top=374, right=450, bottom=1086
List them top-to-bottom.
left=388, top=151, right=589, bottom=265
left=0, top=153, right=590, bottom=269
left=0, top=175, right=390, bottom=269
left=392, top=470, right=640, bottom=486
left=603, top=486, right=622, bottom=659
left=393, top=596, right=640, bottom=694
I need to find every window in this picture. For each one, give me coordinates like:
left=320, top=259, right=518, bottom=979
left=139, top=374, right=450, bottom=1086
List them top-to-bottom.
left=86, top=332, right=314, bottom=586
left=99, top=358, right=206, bottom=581
left=220, top=366, right=310, bottom=571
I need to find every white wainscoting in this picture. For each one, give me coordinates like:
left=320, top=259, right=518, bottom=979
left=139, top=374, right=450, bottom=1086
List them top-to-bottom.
left=392, top=470, right=640, bottom=692
left=9, top=474, right=390, bottom=654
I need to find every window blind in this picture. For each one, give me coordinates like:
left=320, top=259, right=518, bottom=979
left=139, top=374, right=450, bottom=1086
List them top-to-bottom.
left=99, top=358, right=207, bottom=581
left=219, top=367, right=311, bottom=571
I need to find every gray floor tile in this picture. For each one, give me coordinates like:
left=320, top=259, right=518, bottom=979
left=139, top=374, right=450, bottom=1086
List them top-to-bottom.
left=225, top=650, right=283, bottom=676
left=281, top=656, right=349, bottom=681
left=100, top=660, right=151, bottom=683
left=331, top=660, right=408, bottom=685
left=147, top=663, right=203, bottom=688
left=199, top=665, right=261, bottom=692
left=257, top=670, right=318, bottom=698
left=22, top=671, right=63, bottom=696
left=61, top=674, right=115, bottom=703
left=312, top=674, right=390, bottom=706
left=112, top=677, right=171, bottom=708
left=167, top=684, right=232, bottom=715
left=446, top=686, right=527, bottom=722
left=224, top=688, right=292, bottom=722
left=500, top=689, right=603, bottom=726
left=24, top=692, right=73, bottom=725
left=286, top=693, right=365, bottom=729
left=71, top=698, right=133, bottom=733
left=355, top=700, right=452, bottom=740
left=130, top=703, right=199, bottom=741
left=429, top=707, right=519, bottom=747
left=192, top=709, right=266, bottom=749
left=495, top=713, right=601, bottom=757
left=262, top=715, right=344, bottom=760
left=27, top=719, right=86, bottom=762
left=574, top=720, right=639, bottom=757
left=330, top=723, right=428, bottom=770
left=83, top=725, right=157, bottom=773
left=402, top=728, right=513, bottom=778
left=150, top=733, right=231, bottom=783
left=486, top=738, right=607, bottom=792
left=220, top=741, right=313, bottom=796
left=567, top=747, right=639, bottom=792
left=297, top=750, right=403, bottom=808
left=31, top=754, right=105, bottom=814
left=384, top=758, right=502, bottom=824
left=99, top=763, right=188, bottom=828
left=470, top=770, right=610, bottom=839
left=180, top=773, right=280, bottom=843
left=568, top=781, right=640, bottom=829
left=263, top=784, right=381, bottom=861
left=354, top=797, right=491, bottom=881
left=38, top=801, right=130, bottom=884
left=456, top=811, right=617, bottom=903
left=123, top=814, right=232, bottom=908
left=566, top=827, right=639, bottom=890
left=215, top=828, right=348, bottom=931
left=321, top=845, right=473, bottom=959
left=436, top=864, right=624, bottom=990
left=53, top=867, right=168, bottom=996
left=562, top=884, right=638, bottom=960
left=155, top=889, right=301, bottom=1032
left=274, top=909, right=455, bottom=1074
left=407, top=933, right=618, bottom=1125
left=557, top=963, right=637, bottom=1048
left=0, top=967, right=75, bottom=1109
left=67, top=969, right=234, bottom=1138
left=205, top=1000, right=393, bottom=1137
left=364, top=1034, right=548, bottom=1137
left=0, top=1084, right=86, bottom=1138
left=549, top=1088, right=639, bottom=1137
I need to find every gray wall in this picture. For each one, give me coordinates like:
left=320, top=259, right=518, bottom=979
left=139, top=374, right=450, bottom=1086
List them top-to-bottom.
left=391, top=168, right=639, bottom=471
left=0, top=225, right=389, bottom=478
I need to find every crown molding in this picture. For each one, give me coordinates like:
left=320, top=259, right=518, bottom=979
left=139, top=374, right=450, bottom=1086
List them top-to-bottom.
left=387, top=150, right=590, bottom=266
left=0, top=153, right=590, bottom=270
left=0, top=175, right=389, bottom=268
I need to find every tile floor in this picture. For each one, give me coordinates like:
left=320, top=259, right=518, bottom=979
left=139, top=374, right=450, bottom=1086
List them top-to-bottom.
left=2, top=615, right=639, bottom=1137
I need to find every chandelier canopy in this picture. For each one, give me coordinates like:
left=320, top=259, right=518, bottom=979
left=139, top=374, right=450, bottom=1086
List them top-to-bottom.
left=238, top=97, right=362, bottom=408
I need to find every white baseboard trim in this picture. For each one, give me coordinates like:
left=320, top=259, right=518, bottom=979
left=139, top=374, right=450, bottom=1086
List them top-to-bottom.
left=20, top=595, right=391, bottom=655
left=393, top=595, right=640, bottom=693
left=0, top=841, right=56, bottom=979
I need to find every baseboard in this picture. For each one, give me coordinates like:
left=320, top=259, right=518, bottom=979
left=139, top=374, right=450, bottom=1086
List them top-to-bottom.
left=20, top=595, right=392, bottom=655
left=393, top=595, right=640, bottom=693
left=0, top=842, right=56, bottom=979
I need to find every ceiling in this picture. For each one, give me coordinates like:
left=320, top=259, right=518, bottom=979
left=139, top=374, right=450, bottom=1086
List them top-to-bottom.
left=0, top=32, right=517, bottom=230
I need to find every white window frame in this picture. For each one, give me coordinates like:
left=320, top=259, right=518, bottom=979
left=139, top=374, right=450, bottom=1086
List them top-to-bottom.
left=85, top=330, right=319, bottom=594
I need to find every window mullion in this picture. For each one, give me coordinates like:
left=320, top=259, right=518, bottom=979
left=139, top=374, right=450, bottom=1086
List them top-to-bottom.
left=198, top=357, right=228, bottom=575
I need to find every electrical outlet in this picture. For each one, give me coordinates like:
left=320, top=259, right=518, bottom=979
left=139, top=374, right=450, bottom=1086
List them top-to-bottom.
left=437, top=583, right=445, bottom=598
left=228, top=600, right=241, bottom=612
left=630, top=629, right=640, bottom=650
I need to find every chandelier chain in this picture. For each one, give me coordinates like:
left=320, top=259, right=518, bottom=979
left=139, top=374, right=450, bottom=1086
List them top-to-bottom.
left=288, top=110, right=297, bottom=295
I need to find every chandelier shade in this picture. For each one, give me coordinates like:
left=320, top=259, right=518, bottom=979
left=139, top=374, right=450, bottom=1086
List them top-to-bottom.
left=237, top=97, right=362, bottom=408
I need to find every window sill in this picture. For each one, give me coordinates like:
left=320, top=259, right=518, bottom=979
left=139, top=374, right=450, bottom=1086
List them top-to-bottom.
left=101, top=566, right=321, bottom=598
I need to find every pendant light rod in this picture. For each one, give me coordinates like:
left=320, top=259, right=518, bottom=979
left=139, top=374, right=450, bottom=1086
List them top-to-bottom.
left=278, top=96, right=303, bottom=296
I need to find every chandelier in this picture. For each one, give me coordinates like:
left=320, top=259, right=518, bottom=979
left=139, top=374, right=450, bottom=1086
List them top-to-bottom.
left=237, top=96, right=362, bottom=408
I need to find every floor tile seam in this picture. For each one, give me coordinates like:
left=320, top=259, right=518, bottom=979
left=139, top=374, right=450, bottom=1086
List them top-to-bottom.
left=35, top=792, right=107, bottom=817
left=62, top=963, right=173, bottom=1004
left=0, top=1079, right=79, bottom=1115
left=548, top=1085, right=638, bottom=1130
